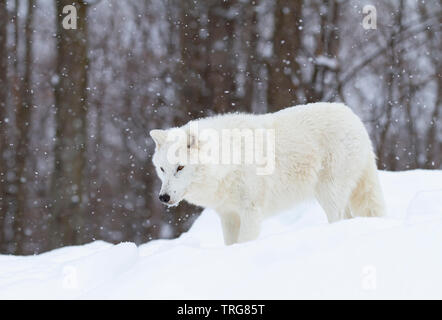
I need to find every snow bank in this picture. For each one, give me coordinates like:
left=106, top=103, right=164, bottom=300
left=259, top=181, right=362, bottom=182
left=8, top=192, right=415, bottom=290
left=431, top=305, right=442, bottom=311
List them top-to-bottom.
left=1, top=170, right=441, bottom=299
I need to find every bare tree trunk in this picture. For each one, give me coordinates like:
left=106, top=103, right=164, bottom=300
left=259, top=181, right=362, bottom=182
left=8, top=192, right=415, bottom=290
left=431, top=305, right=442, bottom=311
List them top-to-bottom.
left=0, top=0, right=8, bottom=250
left=1, top=0, right=21, bottom=253
left=12, top=0, right=21, bottom=124
left=14, top=0, right=35, bottom=254
left=49, top=0, right=89, bottom=249
left=205, top=0, right=238, bottom=114
left=240, top=0, right=259, bottom=113
left=267, top=0, right=303, bottom=111
left=306, top=0, right=341, bottom=103
left=376, top=0, right=405, bottom=170
left=178, top=1, right=210, bottom=120
left=419, top=3, right=442, bottom=169
left=425, top=73, right=441, bottom=169
left=377, top=78, right=394, bottom=169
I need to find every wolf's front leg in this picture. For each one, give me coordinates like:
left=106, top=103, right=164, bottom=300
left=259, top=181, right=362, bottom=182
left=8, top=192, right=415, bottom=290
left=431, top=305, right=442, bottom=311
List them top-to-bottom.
left=237, top=209, right=262, bottom=243
left=219, top=212, right=240, bottom=245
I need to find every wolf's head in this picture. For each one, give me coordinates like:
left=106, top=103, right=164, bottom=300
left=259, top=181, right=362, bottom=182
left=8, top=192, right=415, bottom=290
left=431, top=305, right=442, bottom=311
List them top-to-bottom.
left=150, top=128, right=199, bottom=207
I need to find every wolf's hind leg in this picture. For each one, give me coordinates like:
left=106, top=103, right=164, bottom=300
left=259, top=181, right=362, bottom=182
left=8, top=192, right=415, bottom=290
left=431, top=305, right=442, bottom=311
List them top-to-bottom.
left=350, top=161, right=386, bottom=218
left=315, top=182, right=352, bottom=223
left=237, top=208, right=262, bottom=243
left=219, top=212, right=240, bottom=245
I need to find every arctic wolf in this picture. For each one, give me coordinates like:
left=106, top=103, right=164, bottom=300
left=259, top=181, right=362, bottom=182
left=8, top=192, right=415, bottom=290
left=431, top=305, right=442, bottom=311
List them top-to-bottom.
left=150, top=102, right=386, bottom=245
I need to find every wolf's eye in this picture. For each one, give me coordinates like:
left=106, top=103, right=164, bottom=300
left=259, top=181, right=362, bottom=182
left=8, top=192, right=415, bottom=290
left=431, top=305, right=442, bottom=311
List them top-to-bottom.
left=176, top=165, right=184, bottom=172
left=160, top=167, right=165, bottom=172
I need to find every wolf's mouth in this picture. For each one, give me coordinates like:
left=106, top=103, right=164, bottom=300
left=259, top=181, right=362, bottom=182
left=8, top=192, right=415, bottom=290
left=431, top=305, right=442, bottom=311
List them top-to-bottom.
left=166, top=200, right=181, bottom=207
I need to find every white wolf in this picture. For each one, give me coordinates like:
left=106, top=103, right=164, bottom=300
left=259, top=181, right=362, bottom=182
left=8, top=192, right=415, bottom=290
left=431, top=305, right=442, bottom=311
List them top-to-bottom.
left=150, top=102, right=386, bottom=245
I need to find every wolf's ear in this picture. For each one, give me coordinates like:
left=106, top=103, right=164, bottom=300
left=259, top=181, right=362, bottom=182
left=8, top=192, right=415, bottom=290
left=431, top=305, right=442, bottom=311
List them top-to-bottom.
left=150, top=129, right=167, bottom=148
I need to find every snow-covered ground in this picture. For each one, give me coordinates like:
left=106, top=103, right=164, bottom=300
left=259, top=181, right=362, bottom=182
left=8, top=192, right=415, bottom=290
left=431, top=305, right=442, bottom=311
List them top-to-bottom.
left=0, top=170, right=441, bottom=299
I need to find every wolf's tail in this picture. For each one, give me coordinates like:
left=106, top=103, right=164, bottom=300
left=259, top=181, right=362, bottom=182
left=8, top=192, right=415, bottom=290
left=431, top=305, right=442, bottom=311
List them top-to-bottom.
left=350, top=157, right=386, bottom=218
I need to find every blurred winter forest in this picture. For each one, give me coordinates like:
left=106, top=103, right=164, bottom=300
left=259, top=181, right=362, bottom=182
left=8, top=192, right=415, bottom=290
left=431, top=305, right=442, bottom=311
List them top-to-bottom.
left=0, top=0, right=440, bottom=255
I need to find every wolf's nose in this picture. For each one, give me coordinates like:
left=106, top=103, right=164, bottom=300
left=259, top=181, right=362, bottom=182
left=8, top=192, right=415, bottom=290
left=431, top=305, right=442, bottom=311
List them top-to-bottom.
left=159, top=194, right=170, bottom=203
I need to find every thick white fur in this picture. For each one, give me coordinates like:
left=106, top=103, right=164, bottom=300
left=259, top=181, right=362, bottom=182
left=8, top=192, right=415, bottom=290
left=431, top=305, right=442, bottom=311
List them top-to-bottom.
left=151, top=103, right=386, bottom=245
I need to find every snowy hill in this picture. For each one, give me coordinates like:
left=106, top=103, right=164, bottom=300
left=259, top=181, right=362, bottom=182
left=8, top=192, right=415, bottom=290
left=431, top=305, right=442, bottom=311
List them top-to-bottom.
left=0, top=170, right=441, bottom=299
